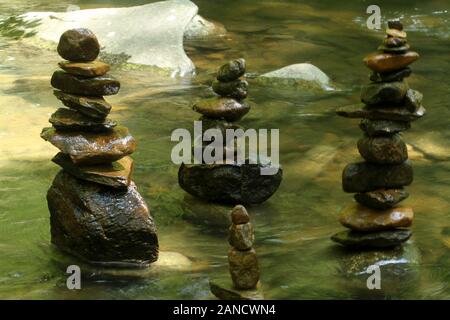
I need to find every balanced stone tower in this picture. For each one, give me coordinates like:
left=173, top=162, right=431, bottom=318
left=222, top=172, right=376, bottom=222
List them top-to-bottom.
left=333, top=20, right=425, bottom=248
left=41, top=28, right=158, bottom=267
left=178, top=59, right=282, bottom=204
left=210, top=205, right=262, bottom=300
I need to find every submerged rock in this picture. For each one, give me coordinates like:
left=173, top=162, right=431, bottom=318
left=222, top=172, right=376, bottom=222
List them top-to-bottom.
left=21, top=0, right=225, bottom=75
left=57, top=28, right=100, bottom=62
left=58, top=60, right=110, bottom=77
left=258, top=63, right=331, bottom=89
left=51, top=71, right=120, bottom=96
left=54, top=90, right=111, bottom=119
left=41, top=126, right=136, bottom=165
left=52, top=153, right=133, bottom=189
left=178, top=162, right=282, bottom=204
left=47, top=171, right=158, bottom=266
left=181, top=195, right=231, bottom=228
left=331, top=229, right=412, bottom=248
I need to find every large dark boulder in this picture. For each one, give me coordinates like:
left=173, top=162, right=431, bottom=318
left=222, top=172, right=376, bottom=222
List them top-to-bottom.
left=178, top=162, right=282, bottom=204
left=47, top=171, right=158, bottom=267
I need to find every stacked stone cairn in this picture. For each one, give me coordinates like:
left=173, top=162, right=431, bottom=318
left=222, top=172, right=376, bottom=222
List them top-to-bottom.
left=333, top=20, right=425, bottom=248
left=41, top=28, right=158, bottom=267
left=178, top=59, right=282, bottom=204
left=210, top=205, right=262, bottom=300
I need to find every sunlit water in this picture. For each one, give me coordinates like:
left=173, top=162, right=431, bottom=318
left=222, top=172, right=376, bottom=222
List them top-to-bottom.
left=0, top=0, right=449, bottom=299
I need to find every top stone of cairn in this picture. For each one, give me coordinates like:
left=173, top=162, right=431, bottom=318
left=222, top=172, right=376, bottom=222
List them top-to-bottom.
left=57, top=28, right=100, bottom=62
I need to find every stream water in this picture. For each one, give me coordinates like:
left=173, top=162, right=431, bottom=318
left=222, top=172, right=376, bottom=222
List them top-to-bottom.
left=0, top=0, right=449, bottom=299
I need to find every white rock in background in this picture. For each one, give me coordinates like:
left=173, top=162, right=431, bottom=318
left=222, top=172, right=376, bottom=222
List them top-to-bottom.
left=19, top=0, right=224, bottom=76
left=184, top=14, right=226, bottom=40
left=259, top=63, right=332, bottom=90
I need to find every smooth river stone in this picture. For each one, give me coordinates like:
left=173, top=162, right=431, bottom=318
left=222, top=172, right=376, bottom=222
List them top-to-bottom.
left=388, top=20, right=403, bottom=31
left=57, top=28, right=100, bottom=62
left=386, top=28, right=407, bottom=39
left=383, top=37, right=407, bottom=47
left=378, top=44, right=410, bottom=54
left=363, top=51, right=419, bottom=73
left=217, top=58, right=246, bottom=82
left=58, top=60, right=110, bottom=77
left=370, top=67, right=411, bottom=83
left=51, top=71, right=120, bottom=96
left=212, top=79, right=248, bottom=100
left=361, top=81, right=408, bottom=106
left=404, top=89, right=423, bottom=112
left=54, top=90, right=112, bottom=119
left=192, top=98, right=250, bottom=121
left=336, top=103, right=426, bottom=122
left=49, top=108, right=117, bottom=132
left=360, top=119, right=411, bottom=136
left=41, top=126, right=136, bottom=165
left=357, top=134, right=408, bottom=164
left=52, top=152, right=133, bottom=189
left=342, top=161, right=413, bottom=193
left=178, top=162, right=282, bottom=204
left=47, top=170, right=158, bottom=266
left=355, top=188, right=409, bottom=210
left=339, top=204, right=413, bottom=232
left=231, top=205, right=250, bottom=225
left=229, top=223, right=254, bottom=250
left=331, top=230, right=412, bottom=248
left=228, top=248, right=259, bottom=290
left=209, top=279, right=263, bottom=300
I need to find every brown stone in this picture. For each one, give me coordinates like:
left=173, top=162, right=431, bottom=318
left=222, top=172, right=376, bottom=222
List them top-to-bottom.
left=388, top=20, right=403, bottom=31
left=57, top=28, right=100, bottom=62
left=386, top=28, right=407, bottom=39
left=383, top=37, right=407, bottom=47
left=363, top=51, right=419, bottom=73
left=58, top=60, right=110, bottom=77
left=51, top=71, right=120, bottom=96
left=212, top=79, right=248, bottom=100
left=54, top=90, right=111, bottom=119
left=192, top=98, right=250, bottom=121
left=336, top=103, right=426, bottom=122
left=49, top=108, right=116, bottom=132
left=40, top=126, right=136, bottom=165
left=357, top=134, right=408, bottom=164
left=52, top=152, right=133, bottom=189
left=47, top=170, right=158, bottom=266
left=354, top=188, right=409, bottom=210
left=339, top=204, right=414, bottom=232
left=231, top=205, right=250, bottom=224
left=229, top=223, right=254, bottom=250
left=228, top=248, right=259, bottom=290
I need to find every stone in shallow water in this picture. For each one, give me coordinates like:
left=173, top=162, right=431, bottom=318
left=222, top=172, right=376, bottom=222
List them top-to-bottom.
left=388, top=20, right=403, bottom=31
left=57, top=28, right=100, bottom=62
left=386, top=28, right=407, bottom=39
left=383, top=37, right=407, bottom=48
left=378, top=44, right=410, bottom=54
left=363, top=51, right=419, bottom=73
left=217, top=58, right=246, bottom=82
left=58, top=60, right=110, bottom=77
left=370, top=67, right=411, bottom=83
left=51, top=71, right=120, bottom=96
left=212, top=79, right=248, bottom=100
left=361, top=81, right=408, bottom=106
left=404, top=89, right=423, bottom=112
left=54, top=90, right=112, bottom=119
left=192, top=98, right=250, bottom=121
left=336, top=103, right=426, bottom=122
left=49, top=108, right=117, bottom=132
left=359, top=119, right=411, bottom=136
left=41, top=126, right=136, bottom=165
left=357, top=134, right=408, bottom=164
left=52, top=152, right=133, bottom=189
left=342, top=161, right=413, bottom=193
left=178, top=162, right=282, bottom=204
left=47, top=171, right=158, bottom=266
left=355, top=188, right=409, bottom=210
left=338, top=204, right=413, bottom=232
left=231, top=205, right=250, bottom=225
left=229, top=223, right=254, bottom=250
left=331, top=229, right=412, bottom=248
left=228, top=248, right=259, bottom=290
left=209, top=279, right=263, bottom=300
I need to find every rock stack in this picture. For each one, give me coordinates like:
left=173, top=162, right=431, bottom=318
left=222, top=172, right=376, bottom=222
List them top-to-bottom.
left=333, top=20, right=425, bottom=248
left=41, top=28, right=158, bottom=267
left=178, top=59, right=282, bottom=204
left=210, top=205, right=263, bottom=300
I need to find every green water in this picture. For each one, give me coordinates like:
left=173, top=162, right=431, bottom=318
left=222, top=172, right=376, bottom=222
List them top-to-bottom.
left=0, top=0, right=449, bottom=299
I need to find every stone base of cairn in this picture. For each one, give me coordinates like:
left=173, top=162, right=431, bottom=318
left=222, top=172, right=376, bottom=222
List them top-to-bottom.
left=332, top=20, right=425, bottom=249
left=41, top=28, right=158, bottom=267
left=178, top=59, right=282, bottom=205
left=210, top=205, right=263, bottom=300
